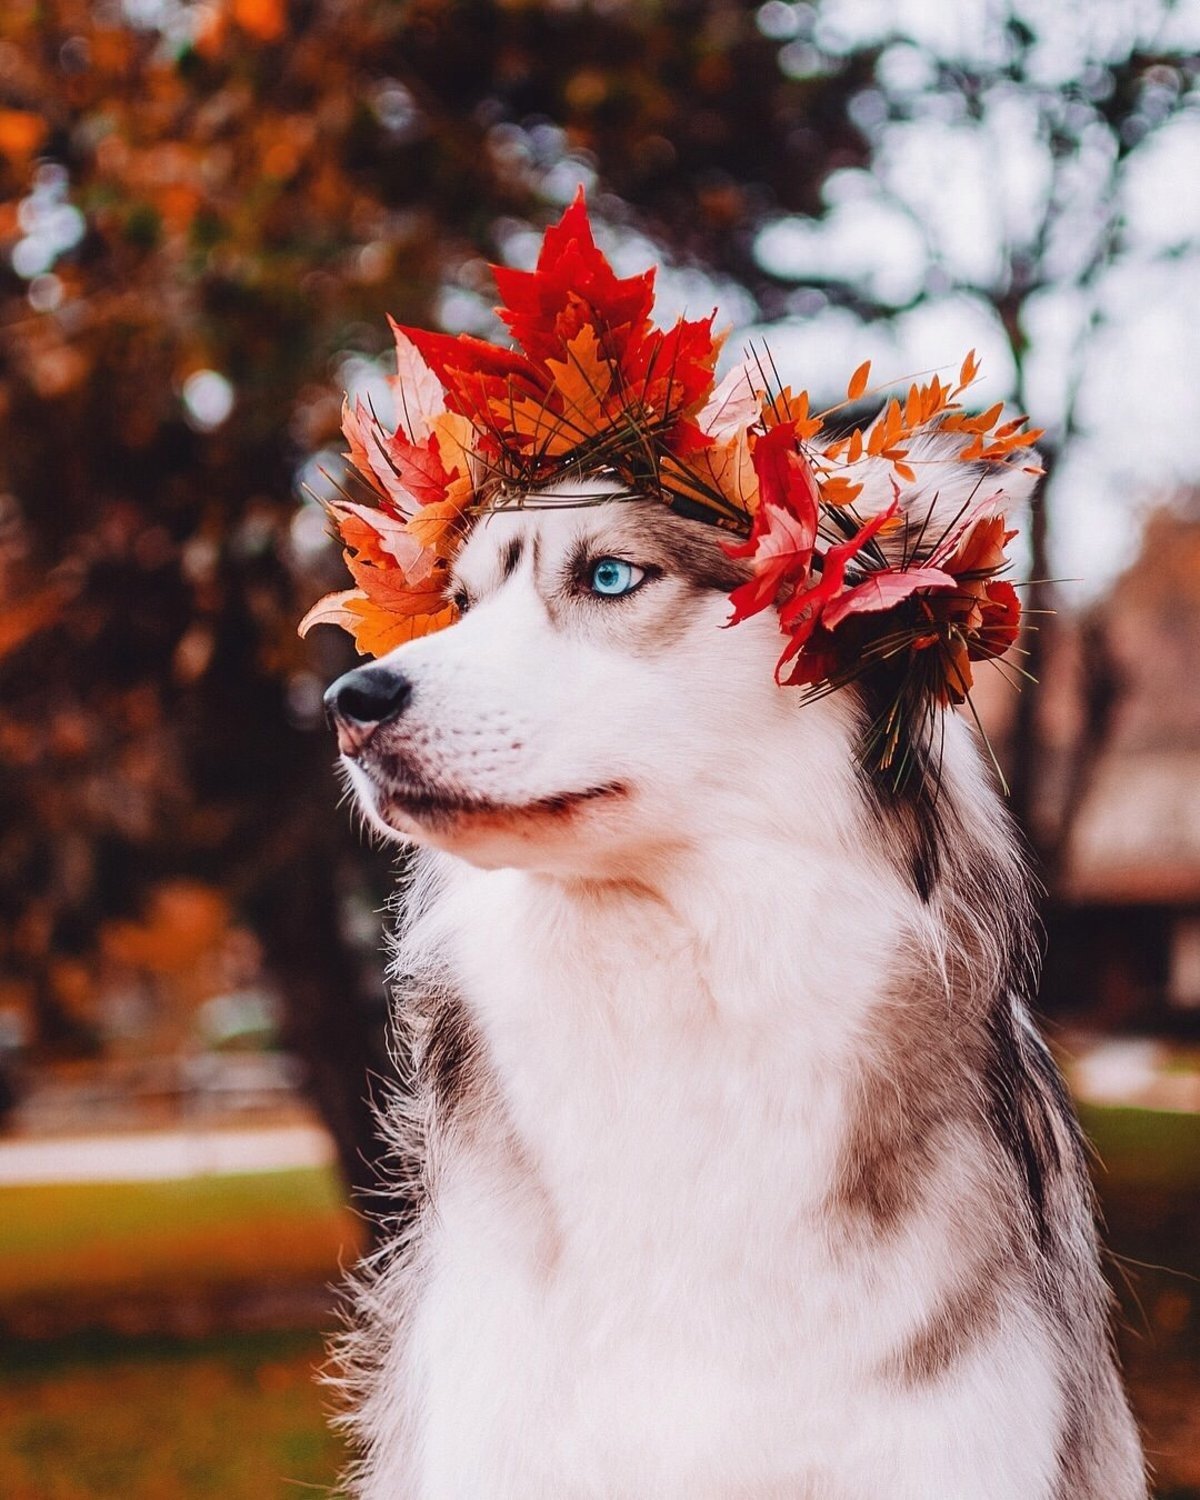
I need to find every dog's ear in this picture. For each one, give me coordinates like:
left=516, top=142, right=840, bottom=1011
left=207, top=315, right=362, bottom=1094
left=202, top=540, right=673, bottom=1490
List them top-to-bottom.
left=848, top=424, right=1040, bottom=562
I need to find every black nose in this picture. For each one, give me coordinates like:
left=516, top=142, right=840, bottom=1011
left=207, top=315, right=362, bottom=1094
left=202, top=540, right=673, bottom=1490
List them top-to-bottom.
left=324, top=664, right=413, bottom=730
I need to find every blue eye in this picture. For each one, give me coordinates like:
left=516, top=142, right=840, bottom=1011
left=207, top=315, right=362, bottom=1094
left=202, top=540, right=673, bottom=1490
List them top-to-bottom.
left=588, top=557, right=645, bottom=598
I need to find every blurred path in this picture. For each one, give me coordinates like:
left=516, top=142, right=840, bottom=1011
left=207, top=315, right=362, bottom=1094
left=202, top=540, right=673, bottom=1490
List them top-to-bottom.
left=1065, top=1035, right=1200, bottom=1113
left=0, top=1123, right=334, bottom=1185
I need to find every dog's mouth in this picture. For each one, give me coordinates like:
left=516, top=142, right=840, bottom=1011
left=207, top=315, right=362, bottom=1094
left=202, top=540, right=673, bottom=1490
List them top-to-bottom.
left=356, top=751, right=630, bottom=836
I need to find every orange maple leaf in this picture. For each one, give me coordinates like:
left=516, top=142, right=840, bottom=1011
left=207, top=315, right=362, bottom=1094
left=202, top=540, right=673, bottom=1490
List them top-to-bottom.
left=545, top=324, right=615, bottom=432
left=299, top=589, right=456, bottom=656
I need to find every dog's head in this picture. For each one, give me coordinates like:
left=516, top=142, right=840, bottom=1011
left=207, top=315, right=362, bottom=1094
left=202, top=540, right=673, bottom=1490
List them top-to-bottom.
left=314, top=198, right=1040, bottom=878
left=324, top=434, right=1038, bottom=876
left=325, top=478, right=815, bottom=874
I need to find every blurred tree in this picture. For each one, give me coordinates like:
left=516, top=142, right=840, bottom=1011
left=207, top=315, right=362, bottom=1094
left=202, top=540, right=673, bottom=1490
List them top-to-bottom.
left=0, top=0, right=866, bottom=1208
left=1, top=0, right=1195, bottom=1207
left=728, top=3, right=1200, bottom=866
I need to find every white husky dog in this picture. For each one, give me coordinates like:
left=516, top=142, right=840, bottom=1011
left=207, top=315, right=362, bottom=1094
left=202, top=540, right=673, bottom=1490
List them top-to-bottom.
left=323, top=451, right=1146, bottom=1498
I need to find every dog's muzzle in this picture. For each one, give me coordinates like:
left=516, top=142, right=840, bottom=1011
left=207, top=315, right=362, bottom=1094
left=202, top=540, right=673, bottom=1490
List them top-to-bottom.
left=324, top=664, right=412, bottom=757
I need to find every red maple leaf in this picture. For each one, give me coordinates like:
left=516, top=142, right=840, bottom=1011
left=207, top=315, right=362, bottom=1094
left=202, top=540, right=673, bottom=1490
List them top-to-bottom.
left=492, top=190, right=656, bottom=370
left=627, top=314, right=721, bottom=429
left=393, top=326, right=543, bottom=436
left=723, top=425, right=819, bottom=625
left=374, top=428, right=455, bottom=510
left=776, top=501, right=899, bottom=684
left=820, top=564, right=957, bottom=631
left=971, top=578, right=1021, bottom=660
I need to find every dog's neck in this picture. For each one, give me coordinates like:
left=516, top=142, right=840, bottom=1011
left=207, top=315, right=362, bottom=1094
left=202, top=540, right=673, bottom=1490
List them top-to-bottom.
left=443, top=804, right=909, bottom=1016
left=419, top=809, right=919, bottom=1232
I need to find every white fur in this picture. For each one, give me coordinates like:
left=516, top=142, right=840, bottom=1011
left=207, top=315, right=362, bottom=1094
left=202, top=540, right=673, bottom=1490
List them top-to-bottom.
left=332, top=465, right=1144, bottom=1499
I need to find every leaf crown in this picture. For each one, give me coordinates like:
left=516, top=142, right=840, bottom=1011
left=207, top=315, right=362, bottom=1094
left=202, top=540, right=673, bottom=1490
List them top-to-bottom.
left=300, top=191, right=1041, bottom=787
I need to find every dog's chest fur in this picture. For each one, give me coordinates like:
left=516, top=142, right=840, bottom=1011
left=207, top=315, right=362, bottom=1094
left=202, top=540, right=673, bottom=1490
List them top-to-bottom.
left=327, top=467, right=1146, bottom=1498
left=341, top=811, right=1144, bottom=1499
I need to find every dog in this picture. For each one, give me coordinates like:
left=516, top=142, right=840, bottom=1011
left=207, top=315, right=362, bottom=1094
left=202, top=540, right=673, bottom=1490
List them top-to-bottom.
left=322, top=450, right=1147, bottom=1498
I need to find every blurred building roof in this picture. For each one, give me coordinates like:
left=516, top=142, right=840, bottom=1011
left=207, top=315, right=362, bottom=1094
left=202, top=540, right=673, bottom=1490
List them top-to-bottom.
left=1057, top=501, right=1200, bottom=905
left=1064, top=750, right=1200, bottom=903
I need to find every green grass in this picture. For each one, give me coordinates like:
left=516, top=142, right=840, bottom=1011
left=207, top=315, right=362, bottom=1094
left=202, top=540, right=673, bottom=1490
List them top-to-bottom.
left=1080, top=1103, right=1200, bottom=1194
left=0, top=1109, right=1195, bottom=1497
left=0, top=1110, right=1190, bottom=1311
left=0, top=1168, right=363, bottom=1308
left=0, top=1171, right=360, bottom=1497
left=0, top=1330, right=345, bottom=1500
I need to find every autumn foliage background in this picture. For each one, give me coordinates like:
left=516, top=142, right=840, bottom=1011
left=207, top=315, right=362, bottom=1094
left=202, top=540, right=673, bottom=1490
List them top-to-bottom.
left=0, top=0, right=895, bottom=1198
left=1, top=1, right=1199, bottom=1494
